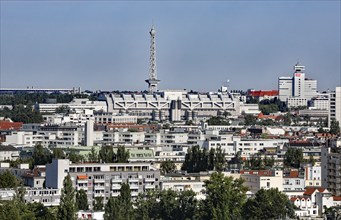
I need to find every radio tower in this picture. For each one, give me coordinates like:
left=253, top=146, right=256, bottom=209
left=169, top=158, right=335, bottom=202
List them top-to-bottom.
left=145, top=26, right=160, bottom=94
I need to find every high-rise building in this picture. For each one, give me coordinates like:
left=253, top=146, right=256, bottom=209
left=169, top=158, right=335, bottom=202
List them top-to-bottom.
left=278, top=63, right=318, bottom=107
left=329, top=87, right=341, bottom=128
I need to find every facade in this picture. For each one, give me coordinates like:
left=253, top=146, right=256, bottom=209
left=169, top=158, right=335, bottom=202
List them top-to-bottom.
left=278, top=63, right=318, bottom=106
left=329, top=87, right=341, bottom=128
left=36, top=98, right=107, bottom=113
left=94, top=112, right=137, bottom=124
left=321, top=139, right=341, bottom=196
left=0, top=145, right=20, bottom=161
left=45, top=159, right=160, bottom=208
left=240, top=170, right=283, bottom=193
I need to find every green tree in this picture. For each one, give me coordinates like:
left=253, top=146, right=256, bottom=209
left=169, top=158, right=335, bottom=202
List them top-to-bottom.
left=244, top=114, right=257, bottom=126
left=207, top=116, right=229, bottom=125
left=330, top=120, right=341, bottom=135
left=33, top=144, right=51, bottom=166
left=87, top=146, right=99, bottom=162
left=99, top=146, right=115, bottom=163
left=115, top=146, right=130, bottom=163
left=214, top=146, right=226, bottom=172
left=284, top=147, right=303, bottom=168
left=52, top=148, right=65, bottom=159
left=68, top=151, right=84, bottom=163
left=160, top=160, right=176, bottom=174
left=0, top=170, right=20, bottom=188
left=200, top=172, right=247, bottom=220
left=57, top=174, right=76, bottom=220
left=104, top=183, right=133, bottom=220
left=242, top=188, right=295, bottom=220
left=76, top=189, right=88, bottom=210
left=93, top=197, right=104, bottom=211
left=27, top=202, right=57, bottom=220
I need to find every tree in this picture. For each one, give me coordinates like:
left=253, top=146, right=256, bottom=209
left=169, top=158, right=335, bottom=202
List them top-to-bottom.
left=244, top=114, right=257, bottom=126
left=207, top=116, right=229, bottom=125
left=330, top=120, right=340, bottom=135
left=33, top=144, right=51, bottom=166
left=182, top=145, right=226, bottom=173
left=87, top=146, right=99, bottom=162
left=99, top=146, right=115, bottom=163
left=115, top=146, right=130, bottom=163
left=214, top=146, right=226, bottom=172
left=284, top=147, right=303, bottom=168
left=52, top=148, right=65, bottom=159
left=68, top=151, right=84, bottom=163
left=160, top=160, right=176, bottom=174
left=0, top=170, right=20, bottom=188
left=200, top=172, right=247, bottom=220
left=57, top=174, right=76, bottom=220
left=104, top=183, right=133, bottom=220
left=242, top=188, right=295, bottom=220
left=76, top=189, right=88, bottom=210
left=134, top=189, right=198, bottom=220
left=93, top=197, right=104, bottom=211
left=27, top=202, right=57, bottom=220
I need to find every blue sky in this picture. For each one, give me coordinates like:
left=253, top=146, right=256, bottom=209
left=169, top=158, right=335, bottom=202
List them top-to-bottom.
left=1, top=1, right=340, bottom=92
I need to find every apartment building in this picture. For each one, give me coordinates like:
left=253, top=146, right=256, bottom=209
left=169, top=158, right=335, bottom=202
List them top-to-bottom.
left=329, top=87, right=341, bottom=128
left=36, top=98, right=107, bottom=113
left=94, top=112, right=137, bottom=124
left=321, top=139, right=341, bottom=196
left=0, top=145, right=20, bottom=161
left=45, top=159, right=160, bottom=208
left=240, top=170, right=283, bottom=193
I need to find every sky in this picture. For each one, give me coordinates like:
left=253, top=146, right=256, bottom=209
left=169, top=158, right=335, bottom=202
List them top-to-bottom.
left=0, top=1, right=340, bottom=92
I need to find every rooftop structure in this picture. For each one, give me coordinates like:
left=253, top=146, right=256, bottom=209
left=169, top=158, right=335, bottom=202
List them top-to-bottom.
left=145, top=26, right=160, bottom=94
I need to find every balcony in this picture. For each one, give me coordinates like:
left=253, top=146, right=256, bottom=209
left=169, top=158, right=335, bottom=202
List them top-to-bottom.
left=128, top=178, right=139, bottom=183
left=144, top=178, right=155, bottom=182
left=77, top=179, right=88, bottom=184
left=94, top=179, right=105, bottom=183
left=111, top=179, right=122, bottom=183
left=111, top=184, right=121, bottom=190
left=129, top=184, right=139, bottom=190
left=144, top=184, right=155, bottom=189
left=76, top=185, right=88, bottom=190
left=94, top=185, right=105, bottom=190
left=111, top=192, right=120, bottom=197
left=131, top=192, right=139, bottom=197
left=94, top=193, right=105, bottom=197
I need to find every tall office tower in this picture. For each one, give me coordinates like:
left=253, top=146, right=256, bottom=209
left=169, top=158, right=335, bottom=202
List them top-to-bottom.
left=145, top=26, right=160, bottom=94
left=278, top=63, right=318, bottom=107
left=293, top=63, right=306, bottom=97
left=278, top=77, right=293, bottom=101
left=329, top=87, right=341, bottom=128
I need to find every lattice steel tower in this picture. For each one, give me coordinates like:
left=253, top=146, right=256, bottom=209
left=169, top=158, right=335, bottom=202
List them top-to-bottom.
left=145, top=26, right=160, bottom=94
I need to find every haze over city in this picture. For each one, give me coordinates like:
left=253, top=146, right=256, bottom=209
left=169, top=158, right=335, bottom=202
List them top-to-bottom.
left=0, top=1, right=340, bottom=92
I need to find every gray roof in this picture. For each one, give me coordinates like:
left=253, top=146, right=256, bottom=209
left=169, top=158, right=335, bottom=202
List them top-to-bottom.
left=0, top=145, right=18, bottom=152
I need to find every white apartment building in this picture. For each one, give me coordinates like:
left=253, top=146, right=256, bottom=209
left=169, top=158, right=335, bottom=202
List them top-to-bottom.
left=310, top=94, right=330, bottom=110
left=36, top=98, right=107, bottom=113
left=94, top=113, right=137, bottom=124
left=102, top=130, right=145, bottom=145
left=5, top=131, right=44, bottom=147
left=144, top=132, right=161, bottom=145
left=160, top=132, right=188, bottom=146
left=202, top=134, right=288, bottom=159
left=0, top=146, right=20, bottom=161
left=45, top=159, right=160, bottom=208
left=304, top=165, right=321, bottom=187
left=240, top=170, right=283, bottom=193
left=283, top=177, right=305, bottom=191
left=161, top=179, right=206, bottom=200
left=0, top=188, right=61, bottom=206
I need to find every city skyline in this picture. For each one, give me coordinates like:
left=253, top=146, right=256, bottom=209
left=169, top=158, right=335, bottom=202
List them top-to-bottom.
left=0, top=1, right=340, bottom=92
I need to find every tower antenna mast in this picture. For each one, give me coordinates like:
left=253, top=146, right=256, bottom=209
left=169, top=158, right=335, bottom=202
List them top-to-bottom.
left=145, top=25, right=160, bottom=94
